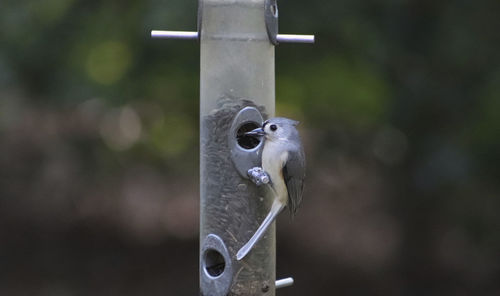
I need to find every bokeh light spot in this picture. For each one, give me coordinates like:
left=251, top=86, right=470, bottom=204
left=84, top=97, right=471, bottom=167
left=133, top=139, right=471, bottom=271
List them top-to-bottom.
left=86, top=41, right=132, bottom=85
left=99, top=106, right=142, bottom=151
left=149, top=115, right=195, bottom=159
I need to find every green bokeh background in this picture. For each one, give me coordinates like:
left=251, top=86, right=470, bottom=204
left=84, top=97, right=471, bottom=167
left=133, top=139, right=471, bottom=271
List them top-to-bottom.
left=1, top=0, right=499, bottom=295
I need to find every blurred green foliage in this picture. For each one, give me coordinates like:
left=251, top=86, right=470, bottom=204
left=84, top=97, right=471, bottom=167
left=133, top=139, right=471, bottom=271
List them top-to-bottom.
left=1, top=0, right=500, bottom=295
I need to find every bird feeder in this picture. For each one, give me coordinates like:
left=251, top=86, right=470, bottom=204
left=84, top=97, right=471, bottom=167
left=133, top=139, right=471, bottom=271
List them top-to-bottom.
left=151, top=0, right=313, bottom=295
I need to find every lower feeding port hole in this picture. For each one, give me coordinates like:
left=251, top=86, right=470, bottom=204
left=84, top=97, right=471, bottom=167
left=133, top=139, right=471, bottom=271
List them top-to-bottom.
left=237, top=122, right=260, bottom=149
left=200, top=234, right=232, bottom=295
left=204, top=249, right=226, bottom=278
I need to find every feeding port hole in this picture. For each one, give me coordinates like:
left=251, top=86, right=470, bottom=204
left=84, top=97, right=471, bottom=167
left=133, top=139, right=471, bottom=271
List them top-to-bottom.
left=237, top=122, right=261, bottom=149
left=203, top=249, right=226, bottom=278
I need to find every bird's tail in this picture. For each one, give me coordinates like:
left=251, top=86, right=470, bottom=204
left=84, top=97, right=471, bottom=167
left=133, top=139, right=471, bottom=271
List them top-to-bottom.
left=236, top=199, right=285, bottom=260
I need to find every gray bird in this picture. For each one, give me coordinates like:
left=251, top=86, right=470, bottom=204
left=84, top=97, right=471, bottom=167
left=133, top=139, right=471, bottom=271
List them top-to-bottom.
left=236, top=117, right=306, bottom=260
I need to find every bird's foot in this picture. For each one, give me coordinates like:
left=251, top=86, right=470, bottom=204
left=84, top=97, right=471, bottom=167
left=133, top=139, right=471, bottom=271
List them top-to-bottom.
left=247, top=167, right=270, bottom=186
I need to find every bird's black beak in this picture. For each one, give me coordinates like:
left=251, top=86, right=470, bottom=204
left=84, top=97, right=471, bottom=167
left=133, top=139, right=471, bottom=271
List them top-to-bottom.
left=245, top=127, right=265, bottom=137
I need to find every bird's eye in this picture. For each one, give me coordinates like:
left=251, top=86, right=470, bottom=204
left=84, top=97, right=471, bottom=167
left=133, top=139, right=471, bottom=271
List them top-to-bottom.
left=270, top=124, right=277, bottom=131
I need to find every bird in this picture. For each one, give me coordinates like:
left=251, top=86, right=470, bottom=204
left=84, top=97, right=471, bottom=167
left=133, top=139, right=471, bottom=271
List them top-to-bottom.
left=236, top=117, right=306, bottom=260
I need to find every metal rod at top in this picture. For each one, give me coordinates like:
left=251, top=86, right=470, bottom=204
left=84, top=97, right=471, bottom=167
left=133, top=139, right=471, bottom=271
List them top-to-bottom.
left=151, top=30, right=315, bottom=44
left=151, top=30, right=198, bottom=40
left=277, top=34, right=315, bottom=43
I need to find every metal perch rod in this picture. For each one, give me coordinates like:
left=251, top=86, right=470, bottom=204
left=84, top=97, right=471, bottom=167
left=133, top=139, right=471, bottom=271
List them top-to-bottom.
left=151, top=30, right=315, bottom=43
left=151, top=30, right=199, bottom=40
left=276, top=277, right=294, bottom=289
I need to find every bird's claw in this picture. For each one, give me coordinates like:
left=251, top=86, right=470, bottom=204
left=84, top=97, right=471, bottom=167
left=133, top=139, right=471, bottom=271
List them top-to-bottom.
left=247, top=167, right=270, bottom=186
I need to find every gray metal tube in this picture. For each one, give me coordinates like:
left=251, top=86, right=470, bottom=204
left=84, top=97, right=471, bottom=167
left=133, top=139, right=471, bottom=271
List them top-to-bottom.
left=199, top=0, right=275, bottom=295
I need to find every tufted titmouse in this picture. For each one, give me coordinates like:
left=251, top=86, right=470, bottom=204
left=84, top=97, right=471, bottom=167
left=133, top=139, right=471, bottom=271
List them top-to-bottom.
left=236, top=117, right=306, bottom=260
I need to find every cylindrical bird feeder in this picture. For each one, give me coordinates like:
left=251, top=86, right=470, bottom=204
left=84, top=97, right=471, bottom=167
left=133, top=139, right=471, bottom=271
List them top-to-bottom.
left=151, top=0, right=314, bottom=294
left=199, top=0, right=276, bottom=295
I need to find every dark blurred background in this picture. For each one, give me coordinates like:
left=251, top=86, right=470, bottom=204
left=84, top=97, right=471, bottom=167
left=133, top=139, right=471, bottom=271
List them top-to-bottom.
left=1, top=0, right=500, bottom=295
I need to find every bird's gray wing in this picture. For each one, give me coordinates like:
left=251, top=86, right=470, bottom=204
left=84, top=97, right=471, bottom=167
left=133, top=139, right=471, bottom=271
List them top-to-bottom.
left=283, top=146, right=306, bottom=216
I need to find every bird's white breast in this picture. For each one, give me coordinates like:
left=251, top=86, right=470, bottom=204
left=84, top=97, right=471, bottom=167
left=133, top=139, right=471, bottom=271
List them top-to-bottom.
left=262, top=140, right=289, bottom=204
